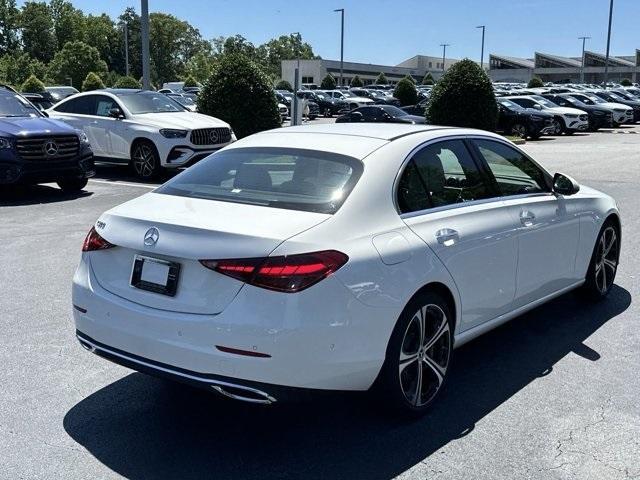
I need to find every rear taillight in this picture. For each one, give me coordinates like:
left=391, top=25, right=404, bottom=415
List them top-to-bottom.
left=82, top=226, right=115, bottom=252
left=200, top=250, right=348, bottom=293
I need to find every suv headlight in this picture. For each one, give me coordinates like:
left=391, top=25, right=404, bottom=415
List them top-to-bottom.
left=160, top=129, right=188, bottom=138
left=0, top=137, right=12, bottom=149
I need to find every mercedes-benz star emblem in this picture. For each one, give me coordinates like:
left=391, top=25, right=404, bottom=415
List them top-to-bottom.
left=209, top=130, right=219, bottom=144
left=44, top=141, right=58, bottom=156
left=144, top=227, right=160, bottom=246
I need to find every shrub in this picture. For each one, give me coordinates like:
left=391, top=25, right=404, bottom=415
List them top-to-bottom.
left=47, top=41, right=108, bottom=89
left=199, top=53, right=281, bottom=139
left=427, top=58, right=497, bottom=131
left=82, top=72, right=105, bottom=91
left=375, top=72, right=388, bottom=85
left=421, top=72, right=435, bottom=85
left=21, top=74, right=45, bottom=93
left=320, top=74, right=336, bottom=90
left=404, top=74, right=416, bottom=84
left=183, top=75, right=198, bottom=88
left=350, top=75, right=363, bottom=87
left=114, top=76, right=141, bottom=89
left=527, top=76, right=544, bottom=88
left=393, top=77, right=418, bottom=106
left=620, top=78, right=632, bottom=87
left=275, top=79, right=293, bottom=91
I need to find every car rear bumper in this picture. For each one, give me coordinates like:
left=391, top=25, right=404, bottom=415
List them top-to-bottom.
left=72, top=254, right=394, bottom=394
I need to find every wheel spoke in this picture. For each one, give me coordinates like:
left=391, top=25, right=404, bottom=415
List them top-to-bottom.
left=603, top=230, right=617, bottom=257
left=603, top=258, right=617, bottom=271
left=424, top=315, right=449, bottom=351
left=399, top=354, right=418, bottom=374
left=422, top=355, right=445, bottom=385
left=413, top=360, right=423, bottom=405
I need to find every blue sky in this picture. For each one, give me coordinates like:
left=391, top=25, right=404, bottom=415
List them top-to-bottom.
left=20, top=0, right=640, bottom=64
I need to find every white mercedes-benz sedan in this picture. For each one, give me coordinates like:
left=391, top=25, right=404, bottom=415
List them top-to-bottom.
left=72, top=124, right=621, bottom=414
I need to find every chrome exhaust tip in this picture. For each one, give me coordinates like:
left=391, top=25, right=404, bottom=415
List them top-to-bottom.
left=211, top=384, right=276, bottom=405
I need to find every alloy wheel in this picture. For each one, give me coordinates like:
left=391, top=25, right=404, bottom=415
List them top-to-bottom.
left=552, top=119, right=562, bottom=135
left=512, top=124, right=527, bottom=138
left=132, top=143, right=157, bottom=178
left=594, top=226, right=618, bottom=294
left=399, top=304, right=451, bottom=407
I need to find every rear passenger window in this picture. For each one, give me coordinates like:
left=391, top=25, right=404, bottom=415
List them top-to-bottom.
left=54, top=96, right=95, bottom=115
left=474, top=139, right=549, bottom=196
left=397, top=140, right=493, bottom=213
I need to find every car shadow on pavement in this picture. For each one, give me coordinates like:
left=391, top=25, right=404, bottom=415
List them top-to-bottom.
left=93, top=163, right=178, bottom=185
left=0, top=184, right=92, bottom=206
left=63, top=285, right=631, bottom=480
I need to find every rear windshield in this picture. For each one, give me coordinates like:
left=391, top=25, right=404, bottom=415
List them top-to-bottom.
left=156, top=147, right=364, bottom=214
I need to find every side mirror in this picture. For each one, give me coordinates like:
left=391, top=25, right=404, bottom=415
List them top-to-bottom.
left=533, top=104, right=542, bottom=110
left=109, top=107, right=124, bottom=119
left=41, top=110, right=49, bottom=117
left=350, top=111, right=364, bottom=122
left=553, top=172, right=580, bottom=196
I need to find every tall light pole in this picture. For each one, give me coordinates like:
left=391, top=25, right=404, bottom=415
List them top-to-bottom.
left=141, top=0, right=150, bottom=90
left=603, top=0, right=614, bottom=88
left=334, top=9, right=344, bottom=86
left=121, top=21, right=130, bottom=77
left=476, top=26, right=485, bottom=69
left=579, top=36, right=590, bottom=83
left=440, top=43, right=450, bottom=73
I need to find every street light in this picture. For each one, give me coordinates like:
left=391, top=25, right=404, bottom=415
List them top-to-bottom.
left=141, top=0, right=150, bottom=90
left=603, top=0, right=614, bottom=88
left=334, top=9, right=344, bottom=86
left=476, top=26, right=485, bottom=69
left=579, top=36, right=591, bottom=83
left=440, top=43, right=450, bottom=73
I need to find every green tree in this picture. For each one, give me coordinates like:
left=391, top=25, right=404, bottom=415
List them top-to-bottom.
left=0, top=0, right=20, bottom=55
left=50, top=0, right=85, bottom=48
left=20, top=1, right=57, bottom=62
left=116, top=8, right=141, bottom=78
left=149, top=12, right=209, bottom=86
left=84, top=14, right=119, bottom=71
left=259, top=33, right=318, bottom=79
left=48, top=40, right=108, bottom=88
left=183, top=51, right=215, bottom=84
left=0, top=52, right=47, bottom=86
left=199, top=53, right=281, bottom=139
left=427, top=58, right=497, bottom=131
left=81, top=71, right=105, bottom=91
left=375, top=72, right=388, bottom=84
left=422, top=72, right=435, bottom=85
left=21, top=74, right=45, bottom=93
left=183, top=74, right=198, bottom=88
left=320, top=74, right=336, bottom=90
left=404, top=74, right=416, bottom=84
left=113, top=75, right=141, bottom=88
left=350, top=75, right=363, bottom=87
left=527, top=76, right=544, bottom=88
left=393, top=77, right=418, bottom=106
left=620, top=78, right=632, bottom=87
left=275, top=79, right=293, bottom=91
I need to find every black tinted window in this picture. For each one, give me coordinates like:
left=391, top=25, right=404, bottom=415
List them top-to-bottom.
left=93, top=95, right=120, bottom=117
left=55, top=96, right=95, bottom=115
left=397, top=140, right=493, bottom=213
left=474, top=140, right=549, bottom=196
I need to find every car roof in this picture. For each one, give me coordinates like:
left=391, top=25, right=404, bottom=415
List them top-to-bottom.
left=226, top=124, right=503, bottom=161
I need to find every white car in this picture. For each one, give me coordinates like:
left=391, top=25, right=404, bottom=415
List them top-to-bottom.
left=47, top=89, right=235, bottom=179
left=324, top=89, right=374, bottom=110
left=577, top=93, right=634, bottom=126
left=507, top=95, right=589, bottom=134
left=73, top=124, right=620, bottom=413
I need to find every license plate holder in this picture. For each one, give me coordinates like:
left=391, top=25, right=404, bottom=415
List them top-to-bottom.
left=131, top=255, right=180, bottom=297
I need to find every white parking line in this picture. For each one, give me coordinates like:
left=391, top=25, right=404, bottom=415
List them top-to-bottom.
left=89, top=179, right=158, bottom=189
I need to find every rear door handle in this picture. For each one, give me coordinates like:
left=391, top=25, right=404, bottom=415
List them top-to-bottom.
left=520, top=210, right=536, bottom=227
left=435, top=228, right=459, bottom=246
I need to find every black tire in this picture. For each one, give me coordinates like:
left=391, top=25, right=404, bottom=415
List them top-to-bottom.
left=323, top=108, right=332, bottom=118
left=510, top=123, right=528, bottom=139
left=529, top=132, right=542, bottom=140
left=130, top=140, right=161, bottom=180
left=57, top=177, right=88, bottom=192
left=581, top=219, right=620, bottom=299
left=375, top=290, right=453, bottom=415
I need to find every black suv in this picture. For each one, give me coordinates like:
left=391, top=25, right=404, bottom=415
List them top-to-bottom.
left=0, top=86, right=94, bottom=191
left=541, top=94, right=613, bottom=131
left=496, top=98, right=555, bottom=139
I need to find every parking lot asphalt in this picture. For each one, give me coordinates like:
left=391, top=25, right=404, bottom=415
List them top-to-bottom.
left=1, top=125, right=638, bottom=480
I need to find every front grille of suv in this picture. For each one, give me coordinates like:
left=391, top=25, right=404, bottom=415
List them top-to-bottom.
left=190, top=128, right=232, bottom=146
left=16, top=135, right=79, bottom=162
